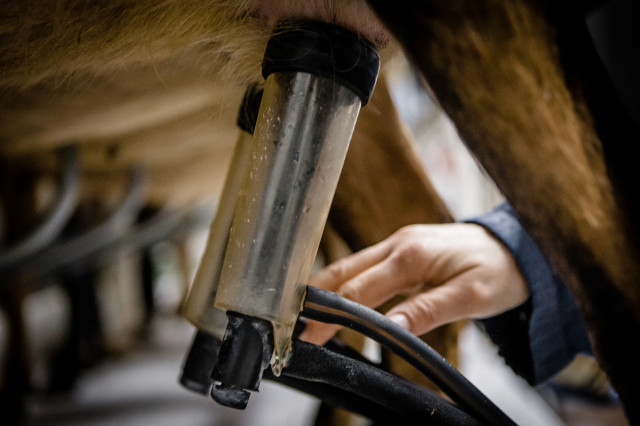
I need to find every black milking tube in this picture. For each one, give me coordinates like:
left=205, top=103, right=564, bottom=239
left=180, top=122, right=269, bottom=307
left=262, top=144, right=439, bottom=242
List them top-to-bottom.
left=0, top=145, right=80, bottom=274
left=302, top=286, right=517, bottom=426
left=268, top=340, right=481, bottom=425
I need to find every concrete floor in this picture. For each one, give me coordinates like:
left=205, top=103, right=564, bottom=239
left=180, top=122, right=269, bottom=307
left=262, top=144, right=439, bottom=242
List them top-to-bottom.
left=23, top=314, right=321, bottom=426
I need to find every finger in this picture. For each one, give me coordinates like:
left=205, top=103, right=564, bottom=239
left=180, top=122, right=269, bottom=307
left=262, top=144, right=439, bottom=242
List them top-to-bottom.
left=310, top=240, right=391, bottom=291
left=299, top=243, right=390, bottom=345
left=301, top=255, right=419, bottom=345
left=337, top=255, right=420, bottom=309
left=385, top=273, right=483, bottom=337
left=298, top=322, right=342, bottom=346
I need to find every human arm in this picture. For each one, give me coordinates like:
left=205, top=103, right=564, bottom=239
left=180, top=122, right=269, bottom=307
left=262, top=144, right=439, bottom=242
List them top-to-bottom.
left=300, top=202, right=593, bottom=385
left=468, top=202, right=592, bottom=384
left=299, top=218, right=529, bottom=346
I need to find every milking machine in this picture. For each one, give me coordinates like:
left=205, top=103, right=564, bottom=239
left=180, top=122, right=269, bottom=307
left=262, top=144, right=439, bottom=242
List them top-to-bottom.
left=179, top=20, right=516, bottom=425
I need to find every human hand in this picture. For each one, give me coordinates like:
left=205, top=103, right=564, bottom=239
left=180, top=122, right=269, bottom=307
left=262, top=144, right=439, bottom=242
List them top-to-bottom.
left=299, top=223, right=529, bottom=345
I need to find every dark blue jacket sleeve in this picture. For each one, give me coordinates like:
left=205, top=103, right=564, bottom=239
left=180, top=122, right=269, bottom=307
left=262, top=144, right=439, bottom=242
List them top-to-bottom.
left=465, top=202, right=592, bottom=385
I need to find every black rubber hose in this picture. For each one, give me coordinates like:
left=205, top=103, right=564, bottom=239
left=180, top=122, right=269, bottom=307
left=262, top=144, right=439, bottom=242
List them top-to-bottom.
left=0, top=145, right=80, bottom=273
left=0, top=167, right=146, bottom=291
left=33, top=167, right=145, bottom=276
left=302, top=286, right=516, bottom=426
left=268, top=340, right=481, bottom=425
left=263, top=371, right=401, bottom=424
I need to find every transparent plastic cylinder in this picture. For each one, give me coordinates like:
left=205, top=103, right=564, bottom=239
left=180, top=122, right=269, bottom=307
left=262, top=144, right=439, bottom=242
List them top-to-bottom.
left=214, top=71, right=361, bottom=370
left=184, top=129, right=253, bottom=338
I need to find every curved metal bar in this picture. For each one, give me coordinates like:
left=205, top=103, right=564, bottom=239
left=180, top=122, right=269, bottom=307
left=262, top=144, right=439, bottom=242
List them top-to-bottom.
left=0, top=145, right=80, bottom=273
left=0, top=167, right=146, bottom=286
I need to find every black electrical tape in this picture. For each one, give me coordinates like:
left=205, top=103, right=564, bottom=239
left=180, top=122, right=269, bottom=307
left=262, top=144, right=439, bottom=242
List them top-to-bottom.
left=262, top=20, right=380, bottom=106
left=236, top=84, right=263, bottom=135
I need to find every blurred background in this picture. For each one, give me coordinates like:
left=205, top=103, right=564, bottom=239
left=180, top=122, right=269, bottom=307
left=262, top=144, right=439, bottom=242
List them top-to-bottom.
left=0, top=54, right=627, bottom=426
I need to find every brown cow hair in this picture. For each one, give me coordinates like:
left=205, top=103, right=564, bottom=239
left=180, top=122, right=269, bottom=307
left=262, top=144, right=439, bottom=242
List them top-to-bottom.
left=0, top=0, right=269, bottom=90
